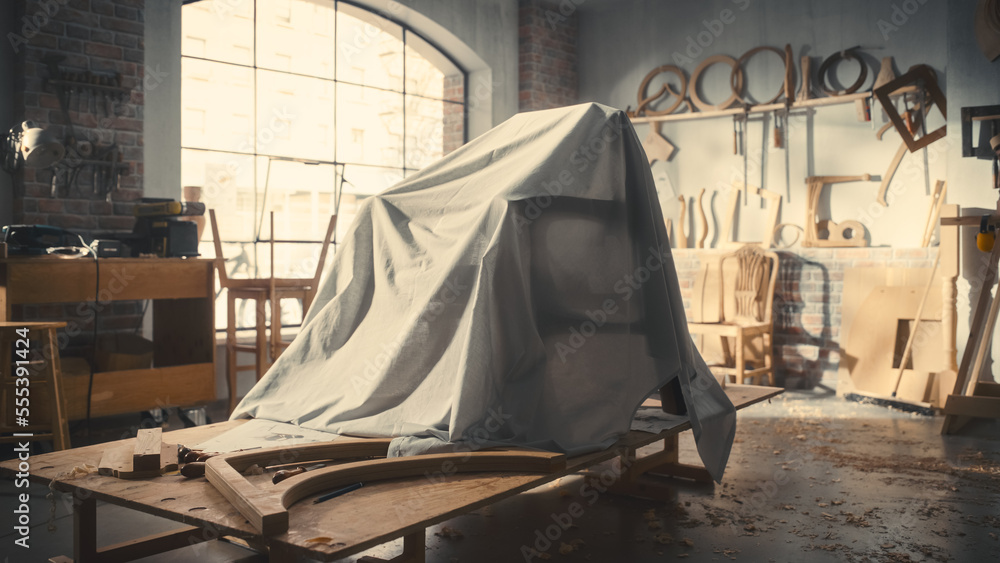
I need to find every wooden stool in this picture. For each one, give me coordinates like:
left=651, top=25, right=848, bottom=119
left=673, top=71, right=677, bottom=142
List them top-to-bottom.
left=0, top=322, right=71, bottom=451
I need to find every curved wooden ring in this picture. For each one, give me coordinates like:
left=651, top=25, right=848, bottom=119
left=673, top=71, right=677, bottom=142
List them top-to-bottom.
left=729, top=46, right=786, bottom=106
left=817, top=48, right=868, bottom=96
left=690, top=55, right=744, bottom=112
left=636, top=65, right=688, bottom=116
left=772, top=223, right=803, bottom=249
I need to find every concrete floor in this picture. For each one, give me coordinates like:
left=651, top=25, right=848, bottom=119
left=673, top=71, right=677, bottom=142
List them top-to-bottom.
left=2, top=381, right=999, bottom=563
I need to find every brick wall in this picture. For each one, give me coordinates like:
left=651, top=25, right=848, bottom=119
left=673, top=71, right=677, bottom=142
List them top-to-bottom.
left=9, top=0, right=145, bottom=355
left=12, top=0, right=144, bottom=229
left=518, top=0, right=578, bottom=111
left=672, top=247, right=939, bottom=388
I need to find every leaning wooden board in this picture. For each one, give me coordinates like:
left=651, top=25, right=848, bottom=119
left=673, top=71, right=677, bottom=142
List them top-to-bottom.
left=1, top=385, right=781, bottom=562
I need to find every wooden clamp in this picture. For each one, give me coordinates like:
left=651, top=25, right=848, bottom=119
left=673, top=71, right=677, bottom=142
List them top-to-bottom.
left=803, top=174, right=872, bottom=247
left=205, top=439, right=566, bottom=535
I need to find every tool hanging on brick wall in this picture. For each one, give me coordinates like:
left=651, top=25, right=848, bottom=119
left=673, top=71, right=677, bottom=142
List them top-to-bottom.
left=42, top=58, right=130, bottom=199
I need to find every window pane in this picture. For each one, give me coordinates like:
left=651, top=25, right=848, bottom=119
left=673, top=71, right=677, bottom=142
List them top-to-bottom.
left=181, top=0, right=254, bottom=65
left=256, top=0, right=335, bottom=78
left=336, top=3, right=403, bottom=91
left=404, top=32, right=463, bottom=102
left=182, top=59, right=254, bottom=152
left=256, top=70, right=335, bottom=161
left=337, top=84, right=403, bottom=167
left=404, top=95, right=443, bottom=169
left=443, top=101, right=465, bottom=154
left=183, top=149, right=257, bottom=245
left=255, top=157, right=341, bottom=243
left=342, top=165, right=404, bottom=197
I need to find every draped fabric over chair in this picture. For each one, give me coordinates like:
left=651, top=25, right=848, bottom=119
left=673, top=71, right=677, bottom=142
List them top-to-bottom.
left=231, top=103, right=737, bottom=482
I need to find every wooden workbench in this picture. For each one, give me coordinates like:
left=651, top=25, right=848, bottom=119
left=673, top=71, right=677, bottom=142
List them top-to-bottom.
left=0, top=256, right=216, bottom=419
left=0, top=385, right=780, bottom=562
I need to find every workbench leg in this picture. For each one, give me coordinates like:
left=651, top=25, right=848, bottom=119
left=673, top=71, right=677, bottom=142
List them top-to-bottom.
left=588, top=435, right=714, bottom=500
left=52, top=496, right=216, bottom=563
left=74, top=496, right=99, bottom=562
left=358, top=529, right=425, bottom=563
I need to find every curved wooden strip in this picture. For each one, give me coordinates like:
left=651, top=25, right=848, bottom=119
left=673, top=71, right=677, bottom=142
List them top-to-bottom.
left=784, top=44, right=795, bottom=103
left=730, top=46, right=786, bottom=106
left=817, top=48, right=867, bottom=96
left=690, top=55, right=744, bottom=112
left=635, top=65, right=688, bottom=116
left=877, top=142, right=908, bottom=206
left=696, top=188, right=708, bottom=249
left=678, top=195, right=688, bottom=248
left=221, top=438, right=393, bottom=473
left=207, top=443, right=566, bottom=535
left=278, top=450, right=566, bottom=511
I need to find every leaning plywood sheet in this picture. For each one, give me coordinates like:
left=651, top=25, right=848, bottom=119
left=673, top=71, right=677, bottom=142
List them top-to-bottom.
left=232, top=103, right=736, bottom=482
left=837, top=268, right=944, bottom=402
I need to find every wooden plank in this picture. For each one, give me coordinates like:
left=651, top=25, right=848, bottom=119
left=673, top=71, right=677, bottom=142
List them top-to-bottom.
left=629, top=86, right=920, bottom=124
left=1, top=258, right=214, bottom=304
left=60, top=363, right=216, bottom=420
left=942, top=394, right=1000, bottom=419
left=133, top=428, right=163, bottom=472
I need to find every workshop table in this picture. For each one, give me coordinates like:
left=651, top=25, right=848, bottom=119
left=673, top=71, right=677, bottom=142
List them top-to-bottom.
left=0, top=256, right=216, bottom=419
left=1, top=385, right=780, bottom=562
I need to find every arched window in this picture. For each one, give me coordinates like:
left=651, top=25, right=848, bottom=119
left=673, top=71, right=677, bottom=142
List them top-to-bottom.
left=180, top=0, right=466, bottom=329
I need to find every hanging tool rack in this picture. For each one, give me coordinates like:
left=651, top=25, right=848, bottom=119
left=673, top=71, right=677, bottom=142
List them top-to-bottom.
left=42, top=57, right=132, bottom=200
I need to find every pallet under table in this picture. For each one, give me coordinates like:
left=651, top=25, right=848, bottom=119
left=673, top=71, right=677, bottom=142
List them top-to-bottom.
left=1, top=385, right=780, bottom=562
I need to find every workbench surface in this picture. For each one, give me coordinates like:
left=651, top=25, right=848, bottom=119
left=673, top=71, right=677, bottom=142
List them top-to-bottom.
left=1, top=385, right=780, bottom=561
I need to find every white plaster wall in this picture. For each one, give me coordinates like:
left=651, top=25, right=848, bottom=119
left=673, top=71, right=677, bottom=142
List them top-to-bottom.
left=143, top=0, right=182, bottom=199
left=578, top=0, right=949, bottom=249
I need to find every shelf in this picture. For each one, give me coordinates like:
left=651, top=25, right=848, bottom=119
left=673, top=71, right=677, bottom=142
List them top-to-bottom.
left=629, top=86, right=919, bottom=124
left=61, top=363, right=216, bottom=420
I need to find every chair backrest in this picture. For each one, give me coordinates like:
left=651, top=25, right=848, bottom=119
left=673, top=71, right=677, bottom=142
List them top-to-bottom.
left=208, top=208, right=230, bottom=288
left=209, top=208, right=337, bottom=292
left=311, top=214, right=338, bottom=286
left=719, top=245, right=779, bottom=324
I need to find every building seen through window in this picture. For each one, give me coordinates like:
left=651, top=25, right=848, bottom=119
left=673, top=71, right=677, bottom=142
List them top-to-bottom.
left=180, top=0, right=466, bottom=330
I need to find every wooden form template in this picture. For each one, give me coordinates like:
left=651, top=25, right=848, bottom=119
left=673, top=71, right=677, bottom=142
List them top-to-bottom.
left=873, top=65, right=947, bottom=154
left=803, top=175, right=871, bottom=247
left=921, top=180, right=948, bottom=247
left=718, top=182, right=781, bottom=249
left=695, top=188, right=708, bottom=249
left=677, top=195, right=688, bottom=248
left=3, top=386, right=782, bottom=563
left=205, top=440, right=565, bottom=535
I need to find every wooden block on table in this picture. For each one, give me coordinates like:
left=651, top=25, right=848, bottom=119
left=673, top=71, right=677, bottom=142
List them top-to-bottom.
left=133, top=427, right=162, bottom=472
left=100, top=439, right=178, bottom=480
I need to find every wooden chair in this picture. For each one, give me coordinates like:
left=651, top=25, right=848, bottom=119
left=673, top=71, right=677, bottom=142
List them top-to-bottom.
left=209, top=210, right=337, bottom=414
left=687, top=245, right=779, bottom=385
left=0, top=322, right=70, bottom=450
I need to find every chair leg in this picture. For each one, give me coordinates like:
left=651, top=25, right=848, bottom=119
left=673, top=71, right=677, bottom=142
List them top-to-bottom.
left=227, top=292, right=238, bottom=414
left=270, top=295, right=282, bottom=362
left=255, top=296, right=268, bottom=382
left=735, top=331, right=745, bottom=385
left=764, top=333, right=775, bottom=386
